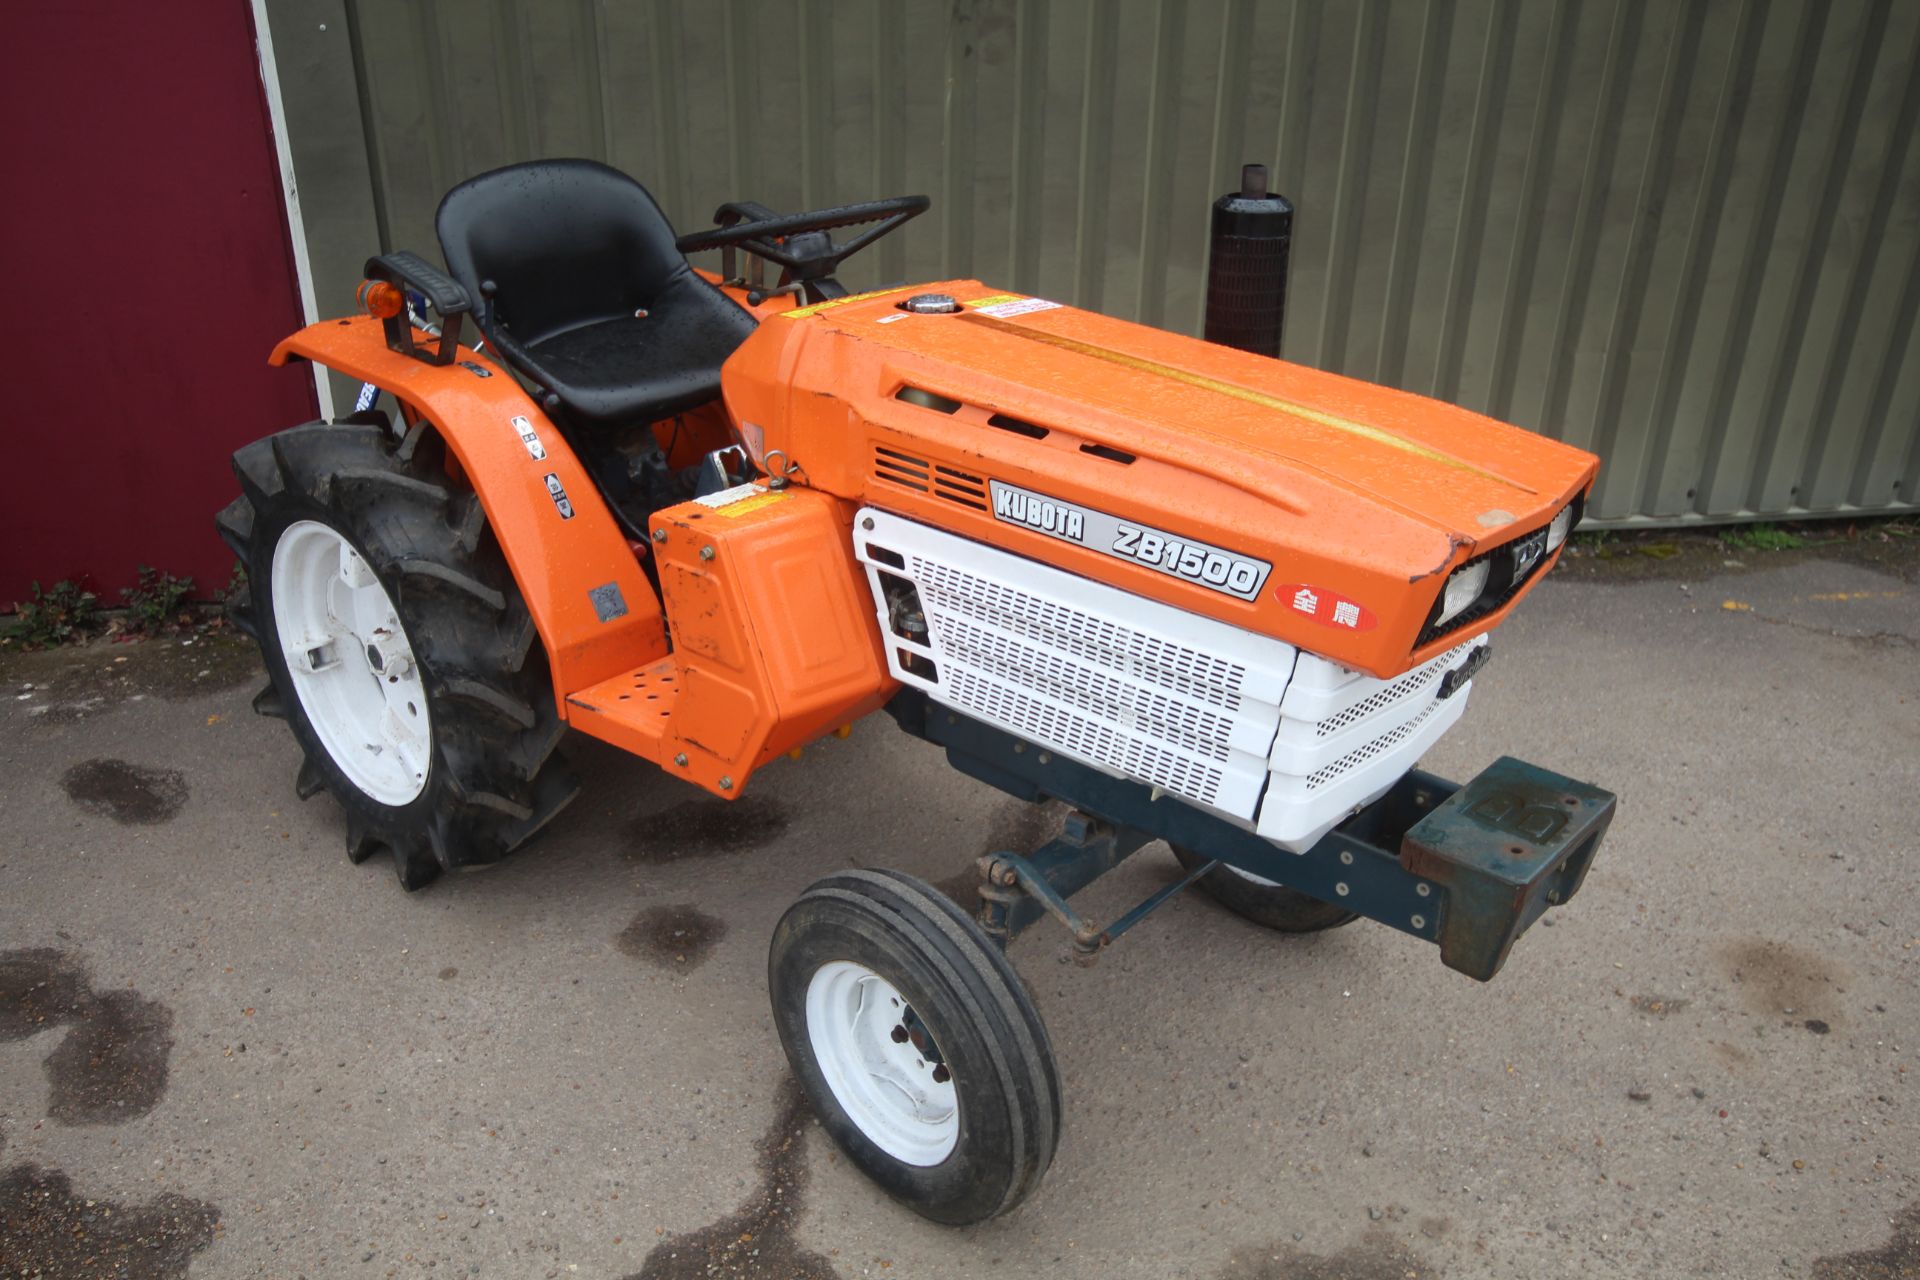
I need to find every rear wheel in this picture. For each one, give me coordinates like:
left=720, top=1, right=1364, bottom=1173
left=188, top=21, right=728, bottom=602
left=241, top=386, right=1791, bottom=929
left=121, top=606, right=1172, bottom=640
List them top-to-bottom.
left=215, top=417, right=576, bottom=889
left=1172, top=845, right=1358, bottom=933
left=769, top=870, right=1060, bottom=1224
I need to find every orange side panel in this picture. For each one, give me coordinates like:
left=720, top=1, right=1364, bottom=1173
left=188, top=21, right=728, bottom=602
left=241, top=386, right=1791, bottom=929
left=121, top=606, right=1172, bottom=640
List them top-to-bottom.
left=269, top=317, right=669, bottom=703
left=565, top=484, right=893, bottom=799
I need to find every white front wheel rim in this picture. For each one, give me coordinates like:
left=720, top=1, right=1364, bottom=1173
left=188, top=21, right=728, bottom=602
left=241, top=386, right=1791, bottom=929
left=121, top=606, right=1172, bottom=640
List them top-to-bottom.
left=271, top=520, right=432, bottom=806
left=806, top=961, right=959, bottom=1166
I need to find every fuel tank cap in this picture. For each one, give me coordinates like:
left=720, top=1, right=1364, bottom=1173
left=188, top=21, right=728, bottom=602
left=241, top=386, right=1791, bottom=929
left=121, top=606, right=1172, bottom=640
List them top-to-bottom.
left=900, top=292, right=962, bottom=314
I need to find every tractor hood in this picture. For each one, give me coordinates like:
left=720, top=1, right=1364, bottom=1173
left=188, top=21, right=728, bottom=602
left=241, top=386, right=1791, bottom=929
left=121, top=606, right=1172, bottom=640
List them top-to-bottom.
left=721, top=282, right=1598, bottom=677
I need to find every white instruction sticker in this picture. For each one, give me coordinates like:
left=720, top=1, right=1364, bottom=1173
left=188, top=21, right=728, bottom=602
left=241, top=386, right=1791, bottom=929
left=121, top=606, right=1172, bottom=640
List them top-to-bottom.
left=973, top=296, right=1062, bottom=319
left=509, top=415, right=547, bottom=460
left=543, top=473, right=575, bottom=520
left=692, top=482, right=769, bottom=508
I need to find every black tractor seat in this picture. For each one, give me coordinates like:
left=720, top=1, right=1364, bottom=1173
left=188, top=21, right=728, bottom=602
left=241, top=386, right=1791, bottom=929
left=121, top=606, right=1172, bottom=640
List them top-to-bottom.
left=436, top=159, right=757, bottom=427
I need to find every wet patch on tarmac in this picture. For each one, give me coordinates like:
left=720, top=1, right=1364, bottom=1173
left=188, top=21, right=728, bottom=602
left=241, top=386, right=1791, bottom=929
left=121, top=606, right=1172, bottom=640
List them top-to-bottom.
left=4, top=633, right=258, bottom=724
left=60, top=758, right=189, bottom=826
left=622, top=796, right=789, bottom=864
left=933, top=797, right=1065, bottom=908
left=617, top=904, right=728, bottom=971
left=1722, top=938, right=1847, bottom=1028
left=0, top=949, right=175, bottom=1124
left=627, top=1076, right=837, bottom=1280
left=0, top=1163, right=219, bottom=1278
left=1813, top=1200, right=1920, bottom=1278
left=1216, top=1231, right=1434, bottom=1279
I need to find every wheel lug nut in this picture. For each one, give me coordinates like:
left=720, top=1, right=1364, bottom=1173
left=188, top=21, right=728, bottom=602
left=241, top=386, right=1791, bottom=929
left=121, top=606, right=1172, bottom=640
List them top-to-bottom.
left=889, top=1025, right=909, bottom=1044
left=931, top=1065, right=950, bottom=1084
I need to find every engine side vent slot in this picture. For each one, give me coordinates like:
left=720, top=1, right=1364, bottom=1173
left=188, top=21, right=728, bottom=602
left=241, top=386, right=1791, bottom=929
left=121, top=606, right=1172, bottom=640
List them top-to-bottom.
left=896, top=386, right=962, bottom=414
left=987, top=413, right=1049, bottom=440
left=1079, top=442, right=1136, bottom=464
left=874, top=445, right=931, bottom=492
left=933, top=464, right=989, bottom=511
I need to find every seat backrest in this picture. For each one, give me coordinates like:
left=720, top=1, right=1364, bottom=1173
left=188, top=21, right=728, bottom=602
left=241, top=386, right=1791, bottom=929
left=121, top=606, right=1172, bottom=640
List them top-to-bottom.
left=436, top=159, right=691, bottom=348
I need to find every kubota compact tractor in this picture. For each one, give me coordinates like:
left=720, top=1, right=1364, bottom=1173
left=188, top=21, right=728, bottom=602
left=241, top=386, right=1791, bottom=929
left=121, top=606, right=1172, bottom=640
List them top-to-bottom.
left=218, top=160, right=1615, bottom=1224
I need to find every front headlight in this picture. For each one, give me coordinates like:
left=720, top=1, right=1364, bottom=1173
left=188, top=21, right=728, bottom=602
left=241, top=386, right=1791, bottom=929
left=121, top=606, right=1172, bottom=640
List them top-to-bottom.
left=1545, top=503, right=1574, bottom=552
left=1436, top=559, right=1491, bottom=626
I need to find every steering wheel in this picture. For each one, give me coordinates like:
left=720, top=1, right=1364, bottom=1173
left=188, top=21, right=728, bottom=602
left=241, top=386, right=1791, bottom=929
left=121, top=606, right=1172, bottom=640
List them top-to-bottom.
left=675, top=195, right=929, bottom=284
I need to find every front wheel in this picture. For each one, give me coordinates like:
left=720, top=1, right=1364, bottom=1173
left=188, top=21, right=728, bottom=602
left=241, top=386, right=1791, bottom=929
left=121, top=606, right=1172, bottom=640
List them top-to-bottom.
left=768, top=870, right=1060, bottom=1224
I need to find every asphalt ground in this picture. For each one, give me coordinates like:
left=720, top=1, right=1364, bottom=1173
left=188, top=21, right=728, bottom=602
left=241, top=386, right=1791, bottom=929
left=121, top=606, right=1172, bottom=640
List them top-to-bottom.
left=1, top=539, right=1916, bottom=1279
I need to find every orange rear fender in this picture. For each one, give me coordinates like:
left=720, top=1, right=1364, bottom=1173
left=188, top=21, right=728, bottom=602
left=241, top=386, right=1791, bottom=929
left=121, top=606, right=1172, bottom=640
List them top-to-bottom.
left=269, top=317, right=669, bottom=704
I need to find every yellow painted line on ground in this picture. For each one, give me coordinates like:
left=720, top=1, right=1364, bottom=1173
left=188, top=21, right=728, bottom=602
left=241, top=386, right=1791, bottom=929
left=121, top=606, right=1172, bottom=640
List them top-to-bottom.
left=1805, top=590, right=1904, bottom=601
left=1723, top=591, right=1903, bottom=612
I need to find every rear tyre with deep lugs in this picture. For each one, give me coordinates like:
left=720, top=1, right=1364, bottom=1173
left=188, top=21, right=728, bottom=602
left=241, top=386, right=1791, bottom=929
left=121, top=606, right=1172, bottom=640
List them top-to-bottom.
left=215, top=416, right=576, bottom=890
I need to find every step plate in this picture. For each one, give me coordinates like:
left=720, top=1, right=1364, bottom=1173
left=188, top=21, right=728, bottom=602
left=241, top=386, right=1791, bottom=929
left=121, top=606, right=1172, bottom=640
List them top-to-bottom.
left=565, top=657, right=681, bottom=760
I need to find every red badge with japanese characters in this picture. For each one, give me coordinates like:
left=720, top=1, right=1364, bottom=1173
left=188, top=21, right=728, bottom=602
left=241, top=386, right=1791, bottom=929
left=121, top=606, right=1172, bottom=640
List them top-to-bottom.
left=1274, top=583, right=1378, bottom=631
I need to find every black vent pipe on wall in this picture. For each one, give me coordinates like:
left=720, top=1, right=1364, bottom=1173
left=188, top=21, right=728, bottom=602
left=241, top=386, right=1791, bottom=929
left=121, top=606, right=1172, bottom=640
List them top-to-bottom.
left=1203, top=163, right=1293, bottom=358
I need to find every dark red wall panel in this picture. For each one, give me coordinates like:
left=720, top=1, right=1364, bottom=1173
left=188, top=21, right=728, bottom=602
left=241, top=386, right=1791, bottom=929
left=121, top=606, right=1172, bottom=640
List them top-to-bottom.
left=0, top=2, right=316, bottom=607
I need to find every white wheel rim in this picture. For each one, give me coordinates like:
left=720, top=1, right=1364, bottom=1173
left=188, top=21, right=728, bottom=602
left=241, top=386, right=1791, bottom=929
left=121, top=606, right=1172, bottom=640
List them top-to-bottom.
left=271, top=520, right=432, bottom=806
left=1221, top=864, right=1282, bottom=888
left=805, top=961, right=959, bottom=1166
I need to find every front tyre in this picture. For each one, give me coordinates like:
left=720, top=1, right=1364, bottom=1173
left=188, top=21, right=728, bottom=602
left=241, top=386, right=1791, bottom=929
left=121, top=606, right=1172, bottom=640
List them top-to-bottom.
left=215, top=418, right=577, bottom=890
left=1172, top=845, right=1358, bottom=932
left=769, top=870, right=1060, bottom=1224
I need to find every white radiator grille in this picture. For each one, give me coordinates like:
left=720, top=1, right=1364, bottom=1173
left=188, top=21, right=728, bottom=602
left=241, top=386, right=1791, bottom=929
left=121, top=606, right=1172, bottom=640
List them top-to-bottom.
left=856, top=509, right=1481, bottom=849
left=857, top=509, right=1292, bottom=822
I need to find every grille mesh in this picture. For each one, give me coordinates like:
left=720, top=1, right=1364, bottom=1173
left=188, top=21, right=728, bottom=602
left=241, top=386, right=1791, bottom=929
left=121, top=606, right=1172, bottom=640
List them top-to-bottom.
left=873, top=447, right=992, bottom=510
left=913, top=558, right=1252, bottom=712
left=938, top=615, right=1239, bottom=763
left=1310, top=643, right=1465, bottom=739
left=948, top=668, right=1228, bottom=803
left=1305, top=700, right=1442, bottom=790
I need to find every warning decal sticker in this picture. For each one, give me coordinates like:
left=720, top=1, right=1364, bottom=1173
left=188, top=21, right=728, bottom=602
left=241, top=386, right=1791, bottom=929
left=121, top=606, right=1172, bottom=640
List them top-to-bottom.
left=968, top=295, right=1063, bottom=319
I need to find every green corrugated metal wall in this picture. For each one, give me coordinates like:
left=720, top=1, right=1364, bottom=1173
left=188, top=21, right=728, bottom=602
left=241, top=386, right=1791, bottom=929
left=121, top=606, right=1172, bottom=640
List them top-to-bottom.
left=265, top=0, right=1920, bottom=526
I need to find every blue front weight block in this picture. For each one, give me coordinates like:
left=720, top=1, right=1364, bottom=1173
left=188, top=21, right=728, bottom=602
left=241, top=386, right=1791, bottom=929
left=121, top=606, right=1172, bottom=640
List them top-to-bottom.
left=1399, top=756, right=1616, bottom=981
